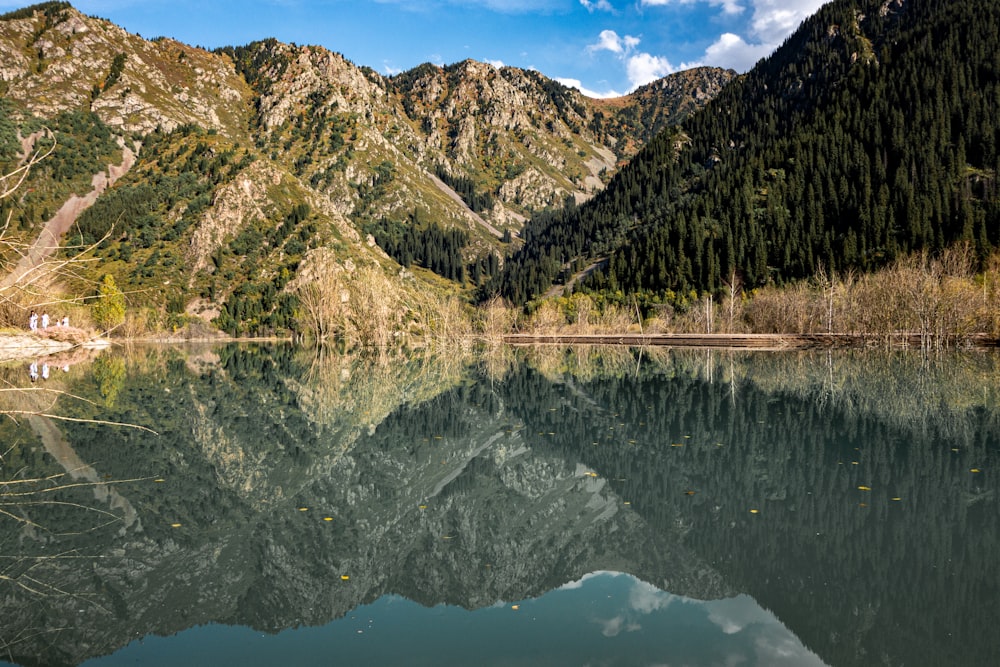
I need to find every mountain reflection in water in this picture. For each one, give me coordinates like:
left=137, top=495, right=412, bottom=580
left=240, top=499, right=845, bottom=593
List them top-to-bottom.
left=0, top=344, right=997, bottom=666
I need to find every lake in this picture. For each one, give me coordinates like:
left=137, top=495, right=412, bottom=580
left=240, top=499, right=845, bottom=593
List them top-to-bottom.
left=0, top=344, right=997, bottom=666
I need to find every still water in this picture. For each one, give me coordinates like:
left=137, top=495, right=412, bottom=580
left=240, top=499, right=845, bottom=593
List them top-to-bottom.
left=0, top=344, right=997, bottom=666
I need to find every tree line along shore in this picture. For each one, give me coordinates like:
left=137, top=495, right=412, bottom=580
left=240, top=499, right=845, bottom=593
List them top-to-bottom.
left=3, top=242, right=999, bottom=353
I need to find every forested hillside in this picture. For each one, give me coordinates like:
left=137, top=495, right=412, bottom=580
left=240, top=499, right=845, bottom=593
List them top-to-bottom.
left=495, top=0, right=1000, bottom=308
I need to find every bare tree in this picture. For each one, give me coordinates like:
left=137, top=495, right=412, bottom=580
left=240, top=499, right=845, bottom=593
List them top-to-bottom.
left=723, top=269, right=743, bottom=333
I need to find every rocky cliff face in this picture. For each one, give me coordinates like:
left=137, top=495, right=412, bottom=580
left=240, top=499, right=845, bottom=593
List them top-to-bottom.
left=0, top=7, right=251, bottom=136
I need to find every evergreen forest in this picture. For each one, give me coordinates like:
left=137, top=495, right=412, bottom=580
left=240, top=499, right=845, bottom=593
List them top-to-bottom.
left=493, top=0, right=1000, bottom=308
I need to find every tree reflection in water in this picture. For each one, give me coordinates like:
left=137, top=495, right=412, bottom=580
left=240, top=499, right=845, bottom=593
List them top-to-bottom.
left=0, top=345, right=996, bottom=666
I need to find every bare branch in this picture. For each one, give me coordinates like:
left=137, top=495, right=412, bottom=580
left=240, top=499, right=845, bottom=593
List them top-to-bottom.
left=0, top=412, right=158, bottom=434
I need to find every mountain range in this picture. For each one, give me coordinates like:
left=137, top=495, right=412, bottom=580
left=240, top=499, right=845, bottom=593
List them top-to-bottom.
left=2, top=0, right=997, bottom=338
left=0, top=1, right=732, bottom=335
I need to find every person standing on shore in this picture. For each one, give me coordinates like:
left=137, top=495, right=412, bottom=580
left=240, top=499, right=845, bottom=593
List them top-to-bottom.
left=29, top=312, right=38, bottom=331
left=41, top=312, right=49, bottom=329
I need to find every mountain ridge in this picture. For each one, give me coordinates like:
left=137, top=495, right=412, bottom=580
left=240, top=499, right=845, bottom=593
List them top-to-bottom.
left=0, top=1, right=732, bottom=335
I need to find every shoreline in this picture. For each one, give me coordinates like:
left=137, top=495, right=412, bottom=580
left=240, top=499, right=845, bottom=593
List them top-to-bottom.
left=0, top=331, right=111, bottom=363
left=2, top=331, right=998, bottom=363
left=502, top=332, right=1000, bottom=350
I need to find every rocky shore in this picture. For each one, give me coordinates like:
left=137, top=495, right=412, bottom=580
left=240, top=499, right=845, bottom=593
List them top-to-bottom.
left=0, top=329, right=111, bottom=363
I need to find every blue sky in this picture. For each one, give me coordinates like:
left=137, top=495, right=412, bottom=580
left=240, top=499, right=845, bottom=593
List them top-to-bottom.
left=3, top=0, right=827, bottom=97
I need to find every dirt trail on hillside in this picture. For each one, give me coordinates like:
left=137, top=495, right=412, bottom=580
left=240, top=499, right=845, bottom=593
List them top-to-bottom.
left=1, top=145, right=135, bottom=290
left=428, top=173, right=503, bottom=238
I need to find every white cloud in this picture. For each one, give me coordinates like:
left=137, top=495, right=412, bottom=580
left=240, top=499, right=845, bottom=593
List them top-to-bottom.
left=373, top=0, right=566, bottom=13
left=576, top=0, right=827, bottom=93
left=580, top=0, right=614, bottom=12
left=640, top=0, right=745, bottom=16
left=749, top=0, right=825, bottom=43
left=639, top=1, right=827, bottom=72
left=588, top=29, right=632, bottom=54
left=586, top=30, right=676, bottom=90
left=702, top=31, right=773, bottom=70
left=626, top=52, right=678, bottom=87
left=485, top=58, right=506, bottom=68
left=556, top=76, right=624, bottom=99
left=557, top=571, right=623, bottom=590
left=628, top=579, right=677, bottom=614
left=704, top=595, right=828, bottom=666
left=597, top=615, right=642, bottom=637
left=600, top=615, right=626, bottom=637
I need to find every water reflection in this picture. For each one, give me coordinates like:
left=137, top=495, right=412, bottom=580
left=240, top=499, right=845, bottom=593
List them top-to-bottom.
left=0, top=345, right=997, bottom=666
left=73, top=573, right=825, bottom=667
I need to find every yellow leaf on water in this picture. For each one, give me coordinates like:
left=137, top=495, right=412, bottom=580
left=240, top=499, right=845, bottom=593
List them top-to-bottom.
left=671, top=443, right=684, bottom=447
left=851, top=461, right=860, bottom=465
left=970, top=468, right=982, bottom=473
left=154, top=479, right=165, bottom=483
left=858, top=485, right=872, bottom=491
left=684, top=490, right=696, bottom=496
left=892, top=497, right=902, bottom=501
left=859, top=503, right=868, bottom=507
left=419, top=504, right=427, bottom=509
left=298, top=507, right=308, bottom=512
left=749, top=509, right=759, bottom=514
left=323, top=517, right=333, bottom=522
left=170, top=523, right=182, bottom=528
left=341, top=575, right=350, bottom=581
left=512, top=605, right=520, bottom=610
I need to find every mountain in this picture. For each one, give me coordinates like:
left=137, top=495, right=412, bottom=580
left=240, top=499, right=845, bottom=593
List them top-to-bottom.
left=495, top=0, right=1000, bottom=307
left=0, top=2, right=732, bottom=336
